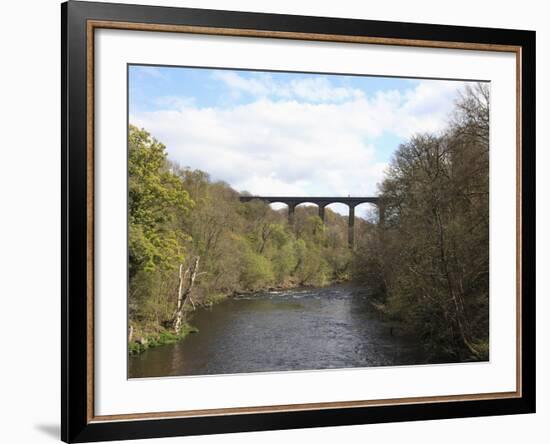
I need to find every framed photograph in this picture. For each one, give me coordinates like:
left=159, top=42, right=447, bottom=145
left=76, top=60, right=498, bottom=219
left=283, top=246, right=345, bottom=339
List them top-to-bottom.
left=62, top=1, right=535, bottom=442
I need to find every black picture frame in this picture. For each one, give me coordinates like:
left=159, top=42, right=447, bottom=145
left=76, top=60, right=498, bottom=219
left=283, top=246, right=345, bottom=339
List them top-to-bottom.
left=62, top=1, right=536, bottom=442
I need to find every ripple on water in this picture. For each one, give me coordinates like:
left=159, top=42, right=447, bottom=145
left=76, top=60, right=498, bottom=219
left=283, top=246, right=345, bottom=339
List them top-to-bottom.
left=128, top=284, right=430, bottom=378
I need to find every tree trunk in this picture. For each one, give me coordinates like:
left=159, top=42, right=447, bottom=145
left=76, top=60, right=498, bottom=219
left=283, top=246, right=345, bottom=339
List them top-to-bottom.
left=434, top=208, right=478, bottom=357
left=173, top=256, right=200, bottom=334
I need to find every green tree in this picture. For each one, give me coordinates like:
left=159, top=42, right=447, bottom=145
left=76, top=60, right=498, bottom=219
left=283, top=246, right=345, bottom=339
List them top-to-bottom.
left=127, top=125, right=365, bottom=353
left=128, top=125, right=194, bottom=277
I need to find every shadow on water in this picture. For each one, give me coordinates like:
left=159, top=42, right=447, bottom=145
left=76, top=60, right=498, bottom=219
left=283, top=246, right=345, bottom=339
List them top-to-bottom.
left=129, top=284, right=429, bottom=378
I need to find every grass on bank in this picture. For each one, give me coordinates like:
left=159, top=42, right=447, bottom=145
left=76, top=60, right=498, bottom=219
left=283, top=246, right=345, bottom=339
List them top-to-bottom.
left=128, top=323, right=199, bottom=355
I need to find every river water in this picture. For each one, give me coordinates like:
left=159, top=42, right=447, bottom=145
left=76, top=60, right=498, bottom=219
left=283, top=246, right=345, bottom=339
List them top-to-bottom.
left=128, top=284, right=429, bottom=378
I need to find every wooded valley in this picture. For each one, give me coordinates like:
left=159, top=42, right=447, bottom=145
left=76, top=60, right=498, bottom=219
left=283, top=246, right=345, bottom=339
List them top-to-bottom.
left=128, top=83, right=489, bottom=363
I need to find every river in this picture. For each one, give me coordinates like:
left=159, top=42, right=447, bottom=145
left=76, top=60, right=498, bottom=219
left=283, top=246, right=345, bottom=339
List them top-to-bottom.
left=128, top=284, right=429, bottom=378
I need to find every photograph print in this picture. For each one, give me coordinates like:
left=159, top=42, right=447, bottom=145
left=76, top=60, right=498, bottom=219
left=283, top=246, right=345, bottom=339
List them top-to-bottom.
left=127, top=65, right=489, bottom=379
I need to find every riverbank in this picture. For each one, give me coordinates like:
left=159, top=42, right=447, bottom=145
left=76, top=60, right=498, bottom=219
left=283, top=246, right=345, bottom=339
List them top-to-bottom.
left=233, top=275, right=348, bottom=296
left=367, top=299, right=488, bottom=362
left=128, top=323, right=199, bottom=355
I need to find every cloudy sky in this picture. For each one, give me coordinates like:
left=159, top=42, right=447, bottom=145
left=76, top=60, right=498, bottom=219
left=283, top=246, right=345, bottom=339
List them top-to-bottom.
left=129, top=65, right=470, bottom=216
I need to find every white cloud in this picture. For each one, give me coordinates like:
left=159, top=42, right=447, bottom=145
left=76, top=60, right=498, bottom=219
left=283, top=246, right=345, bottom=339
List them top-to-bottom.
left=132, top=66, right=166, bottom=79
left=212, top=71, right=365, bottom=103
left=212, top=71, right=272, bottom=97
left=130, top=79, right=464, bottom=215
left=153, top=96, right=196, bottom=110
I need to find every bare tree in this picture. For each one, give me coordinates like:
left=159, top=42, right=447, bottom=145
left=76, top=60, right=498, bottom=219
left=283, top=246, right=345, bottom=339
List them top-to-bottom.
left=172, top=256, right=200, bottom=334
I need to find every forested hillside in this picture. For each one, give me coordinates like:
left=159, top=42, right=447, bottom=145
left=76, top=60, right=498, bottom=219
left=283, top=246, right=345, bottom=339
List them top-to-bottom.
left=353, top=83, right=490, bottom=361
left=128, top=125, right=364, bottom=353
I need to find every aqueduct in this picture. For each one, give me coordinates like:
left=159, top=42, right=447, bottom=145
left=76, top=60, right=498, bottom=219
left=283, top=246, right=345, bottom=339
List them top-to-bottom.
left=239, top=195, right=383, bottom=248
